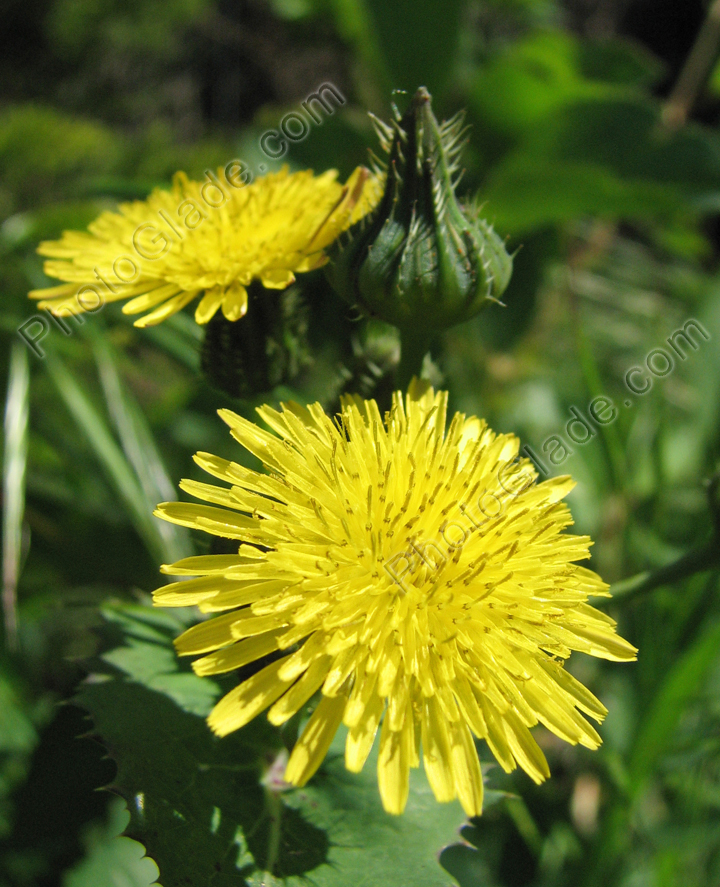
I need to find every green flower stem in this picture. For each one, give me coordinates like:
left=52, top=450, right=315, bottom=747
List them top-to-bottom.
left=663, top=0, right=720, bottom=128
left=396, top=331, right=432, bottom=391
left=605, top=472, right=720, bottom=606
left=607, top=542, right=720, bottom=605
left=264, top=788, right=282, bottom=877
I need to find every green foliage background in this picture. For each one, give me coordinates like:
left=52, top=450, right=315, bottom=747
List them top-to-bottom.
left=1, top=1, right=720, bottom=885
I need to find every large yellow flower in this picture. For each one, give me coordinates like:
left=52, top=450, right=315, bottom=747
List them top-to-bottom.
left=29, top=165, right=381, bottom=327
left=154, top=383, right=636, bottom=816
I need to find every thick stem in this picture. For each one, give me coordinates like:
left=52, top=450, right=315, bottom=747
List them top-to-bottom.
left=663, top=0, right=720, bottom=129
left=395, top=330, right=432, bottom=392
left=602, top=471, right=720, bottom=606
left=605, top=541, right=720, bottom=606
left=264, top=789, right=282, bottom=877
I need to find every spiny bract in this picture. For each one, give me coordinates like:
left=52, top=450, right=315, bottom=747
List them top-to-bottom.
left=326, top=87, right=512, bottom=332
left=30, top=165, right=382, bottom=327
left=154, top=382, right=636, bottom=816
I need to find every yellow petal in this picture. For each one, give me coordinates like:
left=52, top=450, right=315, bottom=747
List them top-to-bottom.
left=260, top=269, right=295, bottom=289
left=28, top=282, right=77, bottom=299
left=122, top=283, right=181, bottom=315
left=221, top=284, right=248, bottom=321
left=194, top=287, right=225, bottom=324
left=134, top=289, right=199, bottom=326
left=542, top=474, right=576, bottom=503
left=154, top=502, right=259, bottom=539
left=160, top=554, right=244, bottom=576
left=174, top=610, right=244, bottom=656
left=231, top=612, right=286, bottom=640
left=568, top=623, right=638, bottom=662
left=192, top=629, right=284, bottom=676
left=277, top=632, right=330, bottom=682
left=322, top=646, right=363, bottom=697
left=207, top=655, right=293, bottom=736
left=267, top=655, right=332, bottom=725
left=535, top=657, right=608, bottom=721
left=343, top=664, right=378, bottom=728
left=387, top=672, right=410, bottom=732
left=452, top=678, right=488, bottom=739
left=523, top=678, right=601, bottom=748
left=284, top=692, right=348, bottom=786
left=345, top=692, right=384, bottom=772
left=477, top=693, right=515, bottom=774
left=421, top=695, right=456, bottom=803
left=502, top=708, right=550, bottom=784
left=377, top=711, right=411, bottom=815
left=448, top=720, right=484, bottom=817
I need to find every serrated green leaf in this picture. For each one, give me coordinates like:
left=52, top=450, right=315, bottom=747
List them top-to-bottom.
left=75, top=604, right=468, bottom=886
left=102, top=638, right=220, bottom=718
left=75, top=678, right=325, bottom=887
left=287, top=726, right=467, bottom=887
left=62, top=798, right=160, bottom=887
left=438, top=842, right=491, bottom=887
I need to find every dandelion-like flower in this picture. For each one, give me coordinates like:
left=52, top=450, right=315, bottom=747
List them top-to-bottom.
left=29, top=165, right=381, bottom=327
left=154, top=383, right=636, bottom=816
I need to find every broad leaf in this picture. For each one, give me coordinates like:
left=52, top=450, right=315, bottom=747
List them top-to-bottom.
left=76, top=605, right=468, bottom=886
left=62, top=799, right=160, bottom=887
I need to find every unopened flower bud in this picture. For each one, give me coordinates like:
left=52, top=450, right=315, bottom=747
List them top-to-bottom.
left=327, top=87, right=512, bottom=333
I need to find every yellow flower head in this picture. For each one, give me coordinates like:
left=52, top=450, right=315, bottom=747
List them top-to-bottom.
left=29, top=165, right=382, bottom=327
left=154, top=383, right=636, bottom=816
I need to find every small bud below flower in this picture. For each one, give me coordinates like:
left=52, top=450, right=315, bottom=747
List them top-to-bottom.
left=261, top=748, right=292, bottom=794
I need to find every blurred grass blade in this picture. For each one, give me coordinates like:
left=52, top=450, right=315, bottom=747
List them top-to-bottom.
left=325, top=0, right=390, bottom=95
left=365, top=0, right=463, bottom=97
left=120, top=310, right=202, bottom=373
left=573, top=313, right=626, bottom=488
left=91, top=333, right=192, bottom=564
left=2, top=341, right=30, bottom=651
left=44, top=351, right=168, bottom=566
left=628, top=607, right=720, bottom=794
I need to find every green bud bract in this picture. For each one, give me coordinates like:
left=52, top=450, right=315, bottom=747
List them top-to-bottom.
left=327, top=87, right=512, bottom=333
left=201, top=283, right=310, bottom=398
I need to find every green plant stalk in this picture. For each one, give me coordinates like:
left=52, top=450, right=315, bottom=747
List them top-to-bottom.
left=663, top=0, right=720, bottom=128
left=395, top=331, right=433, bottom=391
left=606, top=541, right=720, bottom=605
left=264, top=789, right=283, bottom=878
left=505, top=797, right=543, bottom=857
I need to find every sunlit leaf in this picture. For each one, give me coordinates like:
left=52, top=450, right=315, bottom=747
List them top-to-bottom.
left=76, top=605, right=467, bottom=887
left=62, top=798, right=160, bottom=887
